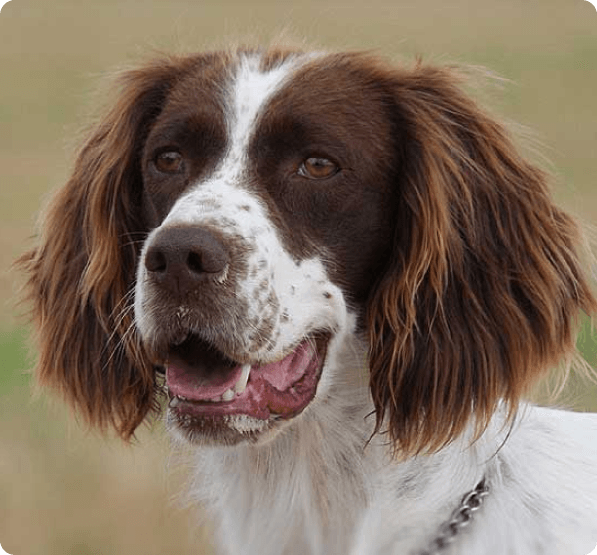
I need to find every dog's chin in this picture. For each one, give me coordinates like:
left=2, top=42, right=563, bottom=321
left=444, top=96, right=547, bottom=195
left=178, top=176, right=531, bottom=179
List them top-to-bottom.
left=161, top=333, right=330, bottom=446
left=165, top=411, right=285, bottom=447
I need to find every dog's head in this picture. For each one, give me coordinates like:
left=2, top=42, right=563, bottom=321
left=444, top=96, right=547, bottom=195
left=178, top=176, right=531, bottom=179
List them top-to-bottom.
left=20, top=48, right=596, bottom=454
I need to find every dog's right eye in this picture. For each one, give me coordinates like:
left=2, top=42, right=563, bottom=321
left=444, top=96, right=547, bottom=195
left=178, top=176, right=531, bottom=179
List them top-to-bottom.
left=154, top=151, right=184, bottom=174
left=297, top=157, right=339, bottom=180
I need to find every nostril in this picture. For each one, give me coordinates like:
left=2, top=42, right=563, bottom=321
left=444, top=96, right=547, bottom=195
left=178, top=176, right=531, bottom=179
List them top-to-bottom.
left=193, top=240, right=228, bottom=274
left=145, top=247, right=168, bottom=273
left=187, top=251, right=204, bottom=274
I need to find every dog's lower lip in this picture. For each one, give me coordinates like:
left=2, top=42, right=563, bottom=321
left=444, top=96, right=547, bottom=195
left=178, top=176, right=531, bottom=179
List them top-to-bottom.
left=169, top=395, right=236, bottom=408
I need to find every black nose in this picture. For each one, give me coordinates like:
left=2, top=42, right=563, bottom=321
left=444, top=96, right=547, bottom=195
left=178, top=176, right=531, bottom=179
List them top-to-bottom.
left=144, top=225, right=229, bottom=296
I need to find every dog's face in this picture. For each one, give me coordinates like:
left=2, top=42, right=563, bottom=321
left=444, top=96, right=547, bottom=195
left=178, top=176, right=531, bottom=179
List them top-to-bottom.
left=21, top=47, right=595, bottom=455
left=134, top=52, right=396, bottom=444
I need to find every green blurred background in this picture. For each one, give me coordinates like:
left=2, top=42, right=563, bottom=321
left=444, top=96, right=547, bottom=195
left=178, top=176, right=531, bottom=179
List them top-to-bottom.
left=0, top=1, right=596, bottom=554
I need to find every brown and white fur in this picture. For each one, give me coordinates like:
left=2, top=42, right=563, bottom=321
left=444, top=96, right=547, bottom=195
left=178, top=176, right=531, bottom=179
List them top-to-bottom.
left=19, top=47, right=597, bottom=554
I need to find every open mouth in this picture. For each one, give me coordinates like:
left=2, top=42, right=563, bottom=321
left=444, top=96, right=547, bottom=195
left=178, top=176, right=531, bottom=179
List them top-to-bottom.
left=164, top=333, right=330, bottom=427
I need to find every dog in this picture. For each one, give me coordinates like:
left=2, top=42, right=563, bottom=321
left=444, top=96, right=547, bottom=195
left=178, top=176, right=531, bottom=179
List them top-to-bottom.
left=19, top=46, right=597, bottom=554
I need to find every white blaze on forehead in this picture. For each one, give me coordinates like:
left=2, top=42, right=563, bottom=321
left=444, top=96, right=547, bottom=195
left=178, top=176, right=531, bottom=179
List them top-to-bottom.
left=220, top=54, right=300, bottom=178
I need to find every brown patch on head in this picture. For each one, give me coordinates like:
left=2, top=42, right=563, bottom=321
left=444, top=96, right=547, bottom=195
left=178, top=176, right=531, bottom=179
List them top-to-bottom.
left=248, top=53, right=398, bottom=303
left=141, top=55, right=231, bottom=227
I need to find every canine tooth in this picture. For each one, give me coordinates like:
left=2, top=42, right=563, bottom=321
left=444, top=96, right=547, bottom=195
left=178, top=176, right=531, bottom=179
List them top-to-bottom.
left=234, top=364, right=251, bottom=394
left=222, top=389, right=235, bottom=402
left=169, top=396, right=181, bottom=408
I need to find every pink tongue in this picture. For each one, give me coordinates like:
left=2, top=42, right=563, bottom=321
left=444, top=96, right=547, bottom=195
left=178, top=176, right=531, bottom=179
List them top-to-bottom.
left=166, top=341, right=315, bottom=401
left=254, top=342, right=315, bottom=389
left=166, top=364, right=242, bottom=400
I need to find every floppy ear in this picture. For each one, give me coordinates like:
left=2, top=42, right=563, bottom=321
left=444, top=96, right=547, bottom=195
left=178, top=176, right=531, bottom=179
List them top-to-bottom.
left=18, top=57, right=191, bottom=438
left=367, top=62, right=597, bottom=456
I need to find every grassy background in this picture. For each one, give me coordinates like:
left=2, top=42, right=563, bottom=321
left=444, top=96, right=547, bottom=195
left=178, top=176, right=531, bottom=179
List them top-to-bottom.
left=1, top=1, right=596, bottom=554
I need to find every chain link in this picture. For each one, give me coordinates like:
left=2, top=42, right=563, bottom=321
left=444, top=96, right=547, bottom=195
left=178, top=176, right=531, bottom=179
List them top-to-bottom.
left=418, top=478, right=489, bottom=555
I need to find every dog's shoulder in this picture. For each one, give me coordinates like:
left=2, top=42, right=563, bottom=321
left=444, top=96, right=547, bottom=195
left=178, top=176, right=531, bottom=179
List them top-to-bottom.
left=515, top=405, right=597, bottom=479
left=473, top=406, right=597, bottom=554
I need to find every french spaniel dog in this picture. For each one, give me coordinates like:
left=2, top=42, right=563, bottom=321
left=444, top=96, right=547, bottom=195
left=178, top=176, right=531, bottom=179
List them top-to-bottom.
left=20, top=47, right=597, bottom=554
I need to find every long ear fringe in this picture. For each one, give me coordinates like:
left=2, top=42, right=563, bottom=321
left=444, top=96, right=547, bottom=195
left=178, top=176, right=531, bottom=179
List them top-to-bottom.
left=15, top=56, right=196, bottom=439
left=367, top=62, right=597, bottom=457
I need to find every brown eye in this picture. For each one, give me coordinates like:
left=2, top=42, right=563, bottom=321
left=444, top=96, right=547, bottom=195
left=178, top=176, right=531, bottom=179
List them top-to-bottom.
left=154, top=151, right=184, bottom=174
left=298, top=157, right=339, bottom=180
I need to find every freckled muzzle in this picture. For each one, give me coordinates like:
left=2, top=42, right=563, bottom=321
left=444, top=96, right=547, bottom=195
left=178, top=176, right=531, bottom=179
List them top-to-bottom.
left=135, top=213, right=274, bottom=359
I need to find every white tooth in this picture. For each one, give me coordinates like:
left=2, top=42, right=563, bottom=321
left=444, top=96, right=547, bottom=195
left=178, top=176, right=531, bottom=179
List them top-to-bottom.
left=234, top=363, right=251, bottom=394
left=222, top=389, right=235, bottom=402
left=169, top=396, right=181, bottom=408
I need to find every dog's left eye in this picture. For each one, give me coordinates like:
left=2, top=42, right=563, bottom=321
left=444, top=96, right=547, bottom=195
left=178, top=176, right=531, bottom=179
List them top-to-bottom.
left=154, top=151, right=184, bottom=174
left=297, top=157, right=339, bottom=180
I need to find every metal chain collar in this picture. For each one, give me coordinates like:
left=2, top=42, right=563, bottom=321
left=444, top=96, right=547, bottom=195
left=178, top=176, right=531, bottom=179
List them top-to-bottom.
left=418, top=478, right=489, bottom=555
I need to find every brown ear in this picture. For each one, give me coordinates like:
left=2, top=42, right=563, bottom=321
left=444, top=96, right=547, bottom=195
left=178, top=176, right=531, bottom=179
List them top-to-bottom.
left=18, top=57, right=192, bottom=438
left=367, top=62, right=597, bottom=456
